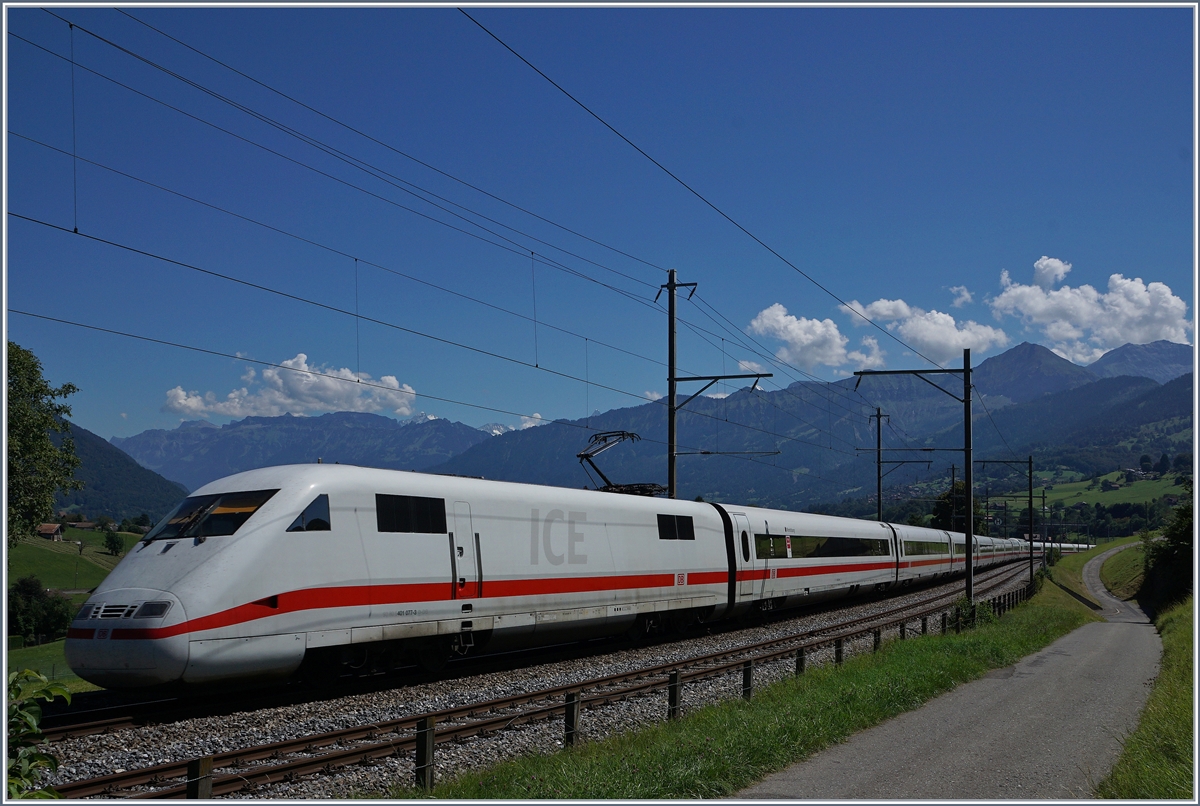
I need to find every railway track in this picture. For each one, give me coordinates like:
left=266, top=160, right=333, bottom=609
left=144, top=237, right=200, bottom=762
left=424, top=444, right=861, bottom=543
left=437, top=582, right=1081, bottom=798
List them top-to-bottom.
left=51, top=563, right=1031, bottom=798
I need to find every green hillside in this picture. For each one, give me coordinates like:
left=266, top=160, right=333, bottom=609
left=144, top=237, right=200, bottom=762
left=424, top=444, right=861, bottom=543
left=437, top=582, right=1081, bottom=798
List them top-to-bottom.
left=1044, top=472, right=1189, bottom=508
left=7, top=528, right=137, bottom=591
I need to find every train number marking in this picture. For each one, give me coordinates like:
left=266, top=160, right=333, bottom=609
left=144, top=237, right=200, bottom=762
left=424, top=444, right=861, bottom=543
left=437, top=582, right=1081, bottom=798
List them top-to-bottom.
left=530, top=509, right=589, bottom=566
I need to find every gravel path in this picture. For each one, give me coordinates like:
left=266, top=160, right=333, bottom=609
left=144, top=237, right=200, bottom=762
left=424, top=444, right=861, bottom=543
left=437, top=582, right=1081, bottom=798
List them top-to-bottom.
left=47, top=567, right=1028, bottom=798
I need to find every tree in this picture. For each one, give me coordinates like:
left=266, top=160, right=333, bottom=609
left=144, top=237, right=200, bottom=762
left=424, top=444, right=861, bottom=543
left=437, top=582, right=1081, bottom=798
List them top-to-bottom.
left=7, top=343, right=82, bottom=549
left=1156, top=453, right=1172, bottom=475
left=1139, top=454, right=1153, bottom=473
left=1143, top=479, right=1193, bottom=606
left=930, top=480, right=988, bottom=535
left=103, top=528, right=123, bottom=557
left=6, top=578, right=73, bottom=644
left=7, top=578, right=73, bottom=643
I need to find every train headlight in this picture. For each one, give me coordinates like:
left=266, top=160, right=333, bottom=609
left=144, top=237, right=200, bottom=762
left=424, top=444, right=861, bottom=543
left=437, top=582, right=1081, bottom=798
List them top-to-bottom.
left=133, top=601, right=172, bottom=619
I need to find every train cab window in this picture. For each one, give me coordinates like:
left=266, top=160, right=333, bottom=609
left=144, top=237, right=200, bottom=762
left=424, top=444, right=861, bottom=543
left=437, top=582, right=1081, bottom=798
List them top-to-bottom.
left=143, top=489, right=279, bottom=542
left=287, top=494, right=331, bottom=532
left=376, top=494, right=447, bottom=534
left=656, top=514, right=695, bottom=540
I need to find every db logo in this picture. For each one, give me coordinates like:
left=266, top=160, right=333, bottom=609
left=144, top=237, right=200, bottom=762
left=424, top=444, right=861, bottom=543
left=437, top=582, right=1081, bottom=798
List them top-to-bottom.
left=675, top=573, right=687, bottom=586
left=96, top=629, right=110, bottom=640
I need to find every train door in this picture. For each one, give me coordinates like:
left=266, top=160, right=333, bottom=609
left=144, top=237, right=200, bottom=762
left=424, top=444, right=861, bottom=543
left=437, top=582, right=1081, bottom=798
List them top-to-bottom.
left=451, top=502, right=480, bottom=599
left=730, top=513, right=757, bottom=597
left=884, top=523, right=900, bottom=585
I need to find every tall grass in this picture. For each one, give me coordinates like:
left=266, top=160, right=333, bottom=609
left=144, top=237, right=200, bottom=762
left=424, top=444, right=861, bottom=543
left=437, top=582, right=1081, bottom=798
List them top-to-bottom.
left=1099, top=544, right=1144, bottom=601
left=385, top=584, right=1097, bottom=799
left=1096, top=597, right=1193, bottom=799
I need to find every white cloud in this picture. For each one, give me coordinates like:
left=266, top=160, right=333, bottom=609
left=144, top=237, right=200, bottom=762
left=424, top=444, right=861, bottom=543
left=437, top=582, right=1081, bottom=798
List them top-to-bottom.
left=1032, top=256, right=1071, bottom=289
left=990, top=259, right=1192, bottom=363
left=950, top=286, right=973, bottom=308
left=841, top=298, right=913, bottom=326
left=839, top=299, right=1008, bottom=365
left=748, top=304, right=892, bottom=371
left=749, top=304, right=851, bottom=369
left=893, top=310, right=1010, bottom=364
left=846, top=335, right=886, bottom=370
left=163, top=353, right=416, bottom=418
left=737, top=359, right=766, bottom=374
left=645, top=390, right=663, bottom=401
left=520, top=413, right=547, bottom=429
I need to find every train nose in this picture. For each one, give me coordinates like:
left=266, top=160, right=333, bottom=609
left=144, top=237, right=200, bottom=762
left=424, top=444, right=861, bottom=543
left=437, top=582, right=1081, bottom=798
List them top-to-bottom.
left=64, top=588, right=189, bottom=688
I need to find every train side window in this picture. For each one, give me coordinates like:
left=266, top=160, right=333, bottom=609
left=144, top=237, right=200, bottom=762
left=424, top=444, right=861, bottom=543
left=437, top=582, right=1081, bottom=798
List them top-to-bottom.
left=287, top=494, right=331, bottom=532
left=376, top=494, right=447, bottom=534
left=656, top=514, right=695, bottom=540
left=754, top=534, right=789, bottom=559
left=791, top=535, right=890, bottom=559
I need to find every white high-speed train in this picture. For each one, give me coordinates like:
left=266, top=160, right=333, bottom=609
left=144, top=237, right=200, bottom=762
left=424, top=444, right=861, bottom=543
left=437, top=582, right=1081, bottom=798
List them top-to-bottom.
left=65, top=464, right=1028, bottom=688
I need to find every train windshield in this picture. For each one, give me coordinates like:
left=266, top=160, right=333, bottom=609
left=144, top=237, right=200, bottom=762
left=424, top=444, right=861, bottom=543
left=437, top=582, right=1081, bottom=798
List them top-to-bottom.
left=144, top=489, right=279, bottom=542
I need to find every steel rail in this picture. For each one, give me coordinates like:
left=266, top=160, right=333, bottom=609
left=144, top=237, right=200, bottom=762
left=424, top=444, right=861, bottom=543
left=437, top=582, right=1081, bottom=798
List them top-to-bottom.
left=51, top=562, right=1028, bottom=798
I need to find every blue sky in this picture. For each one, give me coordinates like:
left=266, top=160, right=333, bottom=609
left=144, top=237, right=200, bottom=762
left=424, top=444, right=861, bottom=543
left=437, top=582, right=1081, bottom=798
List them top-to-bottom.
left=5, top=6, right=1194, bottom=441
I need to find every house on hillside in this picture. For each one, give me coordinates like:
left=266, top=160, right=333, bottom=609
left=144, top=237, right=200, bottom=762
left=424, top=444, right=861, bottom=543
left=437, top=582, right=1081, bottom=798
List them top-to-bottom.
left=73, top=521, right=97, bottom=531
left=36, top=524, right=63, bottom=541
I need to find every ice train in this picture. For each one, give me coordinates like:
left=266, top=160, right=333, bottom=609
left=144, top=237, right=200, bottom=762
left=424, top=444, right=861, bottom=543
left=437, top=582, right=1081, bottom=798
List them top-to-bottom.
left=65, top=464, right=1031, bottom=688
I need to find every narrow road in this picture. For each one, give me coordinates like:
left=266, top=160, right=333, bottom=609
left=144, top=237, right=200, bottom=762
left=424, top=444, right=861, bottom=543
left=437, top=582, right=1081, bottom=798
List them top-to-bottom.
left=736, top=547, right=1160, bottom=799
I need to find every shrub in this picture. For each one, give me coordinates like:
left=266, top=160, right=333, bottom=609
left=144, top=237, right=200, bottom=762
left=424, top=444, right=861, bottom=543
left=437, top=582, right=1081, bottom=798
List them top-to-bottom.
left=7, top=669, right=70, bottom=798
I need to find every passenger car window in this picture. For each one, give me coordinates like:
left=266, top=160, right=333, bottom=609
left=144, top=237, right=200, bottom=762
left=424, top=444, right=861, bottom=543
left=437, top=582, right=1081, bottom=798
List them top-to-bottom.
left=287, top=494, right=331, bottom=532
left=376, top=494, right=447, bottom=534
left=656, top=514, right=695, bottom=540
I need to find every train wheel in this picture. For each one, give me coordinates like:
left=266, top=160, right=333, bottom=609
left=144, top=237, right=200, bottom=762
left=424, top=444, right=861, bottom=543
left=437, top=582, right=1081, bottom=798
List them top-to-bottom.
left=414, top=637, right=450, bottom=673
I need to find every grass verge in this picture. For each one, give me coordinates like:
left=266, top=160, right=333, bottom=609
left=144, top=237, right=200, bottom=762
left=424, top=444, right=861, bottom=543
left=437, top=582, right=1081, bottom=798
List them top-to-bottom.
left=1049, top=536, right=1140, bottom=607
left=1099, top=544, right=1144, bottom=601
left=384, top=583, right=1097, bottom=799
left=1096, top=596, right=1193, bottom=799
left=7, top=640, right=100, bottom=694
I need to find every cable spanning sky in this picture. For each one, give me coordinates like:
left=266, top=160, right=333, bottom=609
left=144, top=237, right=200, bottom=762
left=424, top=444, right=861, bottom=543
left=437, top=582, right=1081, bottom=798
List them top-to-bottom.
left=5, top=6, right=1194, bottom=441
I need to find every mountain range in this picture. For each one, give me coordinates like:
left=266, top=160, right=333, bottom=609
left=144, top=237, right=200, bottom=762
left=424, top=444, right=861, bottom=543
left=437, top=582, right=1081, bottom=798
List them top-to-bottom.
left=98, top=340, right=1192, bottom=512
left=110, top=411, right=492, bottom=493
left=52, top=424, right=189, bottom=521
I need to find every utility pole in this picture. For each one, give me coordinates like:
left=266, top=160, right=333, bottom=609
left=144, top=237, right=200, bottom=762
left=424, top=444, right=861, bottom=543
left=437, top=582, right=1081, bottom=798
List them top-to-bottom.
left=663, top=269, right=693, bottom=499
left=657, top=270, right=771, bottom=499
left=855, top=348, right=974, bottom=600
left=964, top=348, right=973, bottom=600
left=871, top=408, right=889, bottom=521
left=975, top=456, right=1035, bottom=586
left=1029, top=456, right=1034, bottom=583
left=950, top=464, right=957, bottom=532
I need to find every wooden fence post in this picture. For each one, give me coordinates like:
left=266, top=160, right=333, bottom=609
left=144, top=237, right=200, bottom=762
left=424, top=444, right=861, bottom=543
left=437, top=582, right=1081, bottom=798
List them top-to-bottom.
left=667, top=672, right=681, bottom=721
left=565, top=691, right=581, bottom=745
left=415, top=716, right=436, bottom=790
left=186, top=756, right=213, bottom=799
